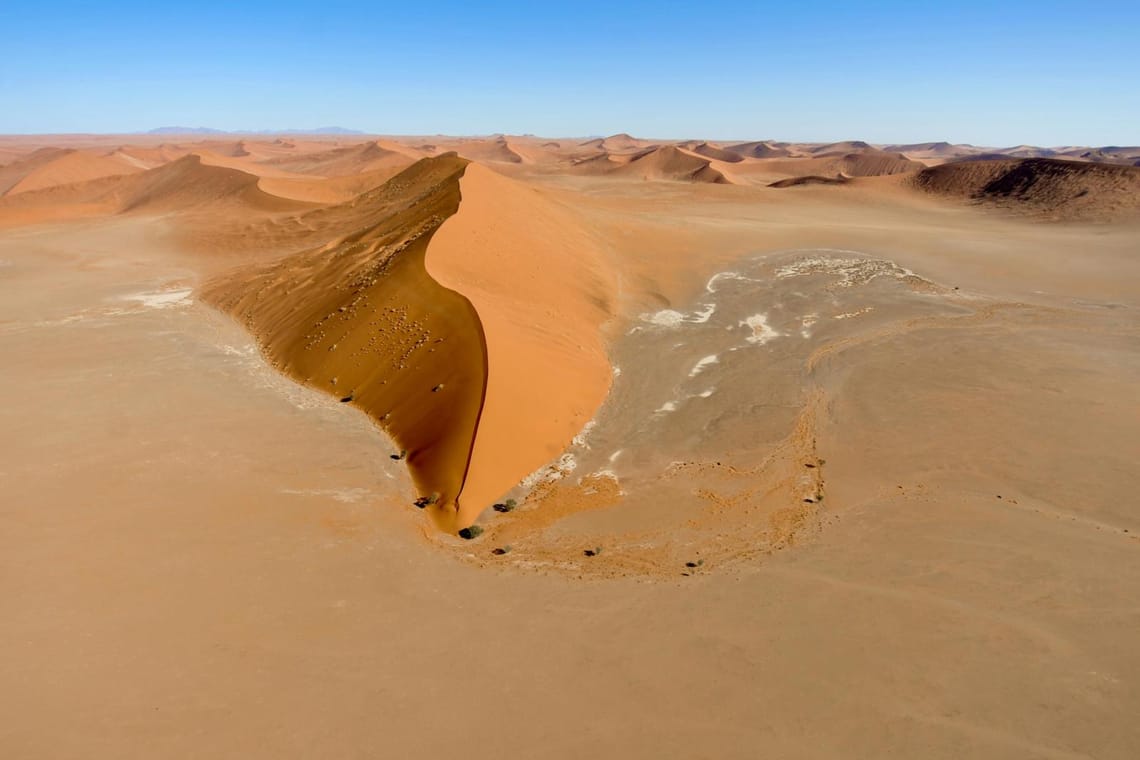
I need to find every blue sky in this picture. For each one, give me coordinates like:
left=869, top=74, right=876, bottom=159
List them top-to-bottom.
left=2, top=1, right=1137, bottom=145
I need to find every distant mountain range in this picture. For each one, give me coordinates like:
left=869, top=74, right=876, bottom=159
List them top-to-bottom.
left=146, top=126, right=364, bottom=135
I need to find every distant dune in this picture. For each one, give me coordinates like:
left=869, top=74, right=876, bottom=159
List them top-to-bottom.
left=599, top=133, right=646, bottom=153
left=449, top=136, right=524, bottom=164
left=810, top=140, right=872, bottom=156
left=262, top=141, right=413, bottom=176
left=723, top=141, right=792, bottom=159
left=688, top=142, right=744, bottom=163
left=613, top=145, right=729, bottom=183
left=1000, top=145, right=1059, bottom=159
left=0, top=148, right=143, bottom=196
left=833, top=150, right=925, bottom=176
left=569, top=151, right=619, bottom=174
left=0, top=154, right=308, bottom=223
left=114, top=155, right=308, bottom=213
left=912, top=157, right=1140, bottom=220
left=768, top=175, right=850, bottom=188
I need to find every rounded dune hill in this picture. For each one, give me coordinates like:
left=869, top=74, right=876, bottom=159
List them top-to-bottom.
left=600, top=132, right=647, bottom=153
left=446, top=136, right=524, bottom=164
left=810, top=140, right=872, bottom=155
left=262, top=141, right=414, bottom=177
left=722, top=141, right=792, bottom=159
left=689, top=142, right=745, bottom=163
left=114, top=143, right=192, bottom=168
left=612, top=145, right=730, bottom=183
left=999, top=145, right=1059, bottom=158
left=0, top=148, right=145, bottom=196
left=833, top=149, right=925, bottom=176
left=568, top=151, right=620, bottom=174
left=0, top=154, right=312, bottom=221
left=110, top=155, right=309, bottom=213
left=911, top=157, right=1140, bottom=220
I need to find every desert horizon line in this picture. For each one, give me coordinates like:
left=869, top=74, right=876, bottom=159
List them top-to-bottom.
left=1, top=128, right=1136, bottom=151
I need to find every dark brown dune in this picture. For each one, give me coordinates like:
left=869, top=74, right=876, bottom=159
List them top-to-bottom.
left=612, top=145, right=729, bottom=183
left=201, top=154, right=489, bottom=532
left=912, top=157, right=1140, bottom=220
left=768, top=174, right=850, bottom=188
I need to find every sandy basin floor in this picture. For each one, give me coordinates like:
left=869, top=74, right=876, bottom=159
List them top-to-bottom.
left=2, top=218, right=1139, bottom=759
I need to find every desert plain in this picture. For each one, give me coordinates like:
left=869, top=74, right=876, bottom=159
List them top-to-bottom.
left=1, top=132, right=1139, bottom=758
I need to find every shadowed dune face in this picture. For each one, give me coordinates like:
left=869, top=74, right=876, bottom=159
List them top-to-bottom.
left=202, top=155, right=490, bottom=531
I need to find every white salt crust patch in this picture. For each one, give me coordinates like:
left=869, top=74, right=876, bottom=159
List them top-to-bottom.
left=739, top=313, right=781, bottom=344
left=689, top=354, right=719, bottom=377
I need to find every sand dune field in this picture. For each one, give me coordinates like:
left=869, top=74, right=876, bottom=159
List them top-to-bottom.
left=2, top=132, right=1138, bottom=759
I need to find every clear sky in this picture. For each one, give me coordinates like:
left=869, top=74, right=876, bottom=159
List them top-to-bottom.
left=2, top=0, right=1137, bottom=145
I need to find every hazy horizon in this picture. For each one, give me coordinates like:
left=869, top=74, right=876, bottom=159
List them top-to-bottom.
left=1, top=126, right=1135, bottom=150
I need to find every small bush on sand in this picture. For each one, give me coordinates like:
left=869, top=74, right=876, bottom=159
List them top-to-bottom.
left=493, top=498, right=518, bottom=513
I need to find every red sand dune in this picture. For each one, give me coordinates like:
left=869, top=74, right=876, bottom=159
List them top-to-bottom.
left=612, top=145, right=730, bottom=183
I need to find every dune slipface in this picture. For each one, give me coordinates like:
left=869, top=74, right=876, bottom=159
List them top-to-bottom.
left=202, top=154, right=490, bottom=531
left=425, top=163, right=618, bottom=527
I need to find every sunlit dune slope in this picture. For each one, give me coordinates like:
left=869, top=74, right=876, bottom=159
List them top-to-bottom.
left=447, top=136, right=524, bottom=164
left=261, top=141, right=414, bottom=176
left=724, top=141, right=792, bottom=158
left=689, top=142, right=744, bottom=163
left=613, top=145, right=730, bottom=183
left=0, top=148, right=145, bottom=196
left=0, top=154, right=311, bottom=225
left=201, top=154, right=489, bottom=532
left=108, top=155, right=309, bottom=213
left=426, top=163, right=618, bottom=527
